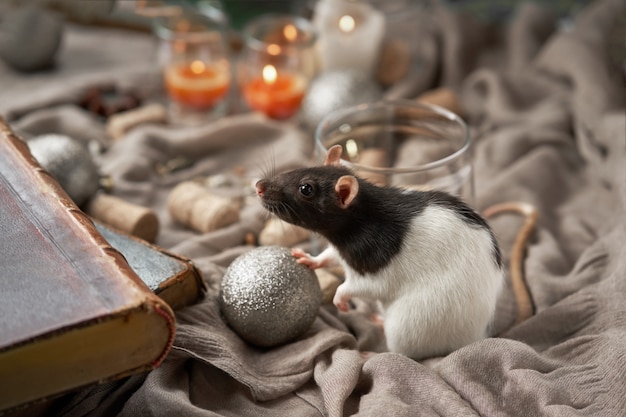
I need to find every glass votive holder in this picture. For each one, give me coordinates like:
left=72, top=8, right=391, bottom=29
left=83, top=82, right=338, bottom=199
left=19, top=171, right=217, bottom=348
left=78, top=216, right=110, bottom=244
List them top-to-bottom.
left=153, top=8, right=231, bottom=124
left=238, top=14, right=317, bottom=120
left=315, top=99, right=474, bottom=204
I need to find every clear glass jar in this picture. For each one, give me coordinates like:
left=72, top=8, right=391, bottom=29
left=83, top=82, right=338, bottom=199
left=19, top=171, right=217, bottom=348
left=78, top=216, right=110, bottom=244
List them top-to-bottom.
left=315, top=99, right=474, bottom=204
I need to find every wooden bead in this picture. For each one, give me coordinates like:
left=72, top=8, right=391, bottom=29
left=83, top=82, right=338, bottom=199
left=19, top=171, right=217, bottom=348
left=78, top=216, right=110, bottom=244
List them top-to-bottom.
left=377, top=39, right=411, bottom=87
left=106, top=103, right=167, bottom=140
left=167, top=181, right=240, bottom=233
left=87, top=193, right=159, bottom=242
left=259, top=218, right=310, bottom=247
left=315, top=268, right=341, bottom=305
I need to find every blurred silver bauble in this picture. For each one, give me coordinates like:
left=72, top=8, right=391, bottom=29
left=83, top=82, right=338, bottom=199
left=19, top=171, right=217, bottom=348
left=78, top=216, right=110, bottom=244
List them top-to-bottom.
left=0, top=6, right=64, bottom=72
left=301, top=70, right=383, bottom=131
left=28, top=134, right=100, bottom=207
left=220, top=246, right=322, bottom=347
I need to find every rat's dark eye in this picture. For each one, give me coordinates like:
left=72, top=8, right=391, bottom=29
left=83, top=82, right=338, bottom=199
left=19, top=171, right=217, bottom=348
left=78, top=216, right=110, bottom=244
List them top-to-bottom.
left=299, top=183, right=314, bottom=197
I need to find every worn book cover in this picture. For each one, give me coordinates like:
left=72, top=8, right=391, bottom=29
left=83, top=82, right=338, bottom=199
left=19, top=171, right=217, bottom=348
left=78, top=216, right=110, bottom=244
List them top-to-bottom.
left=0, top=118, right=176, bottom=412
left=95, top=222, right=206, bottom=311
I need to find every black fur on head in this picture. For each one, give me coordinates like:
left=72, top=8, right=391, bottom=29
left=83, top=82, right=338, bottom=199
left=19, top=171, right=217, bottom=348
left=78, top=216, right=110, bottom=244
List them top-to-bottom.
left=256, top=165, right=356, bottom=233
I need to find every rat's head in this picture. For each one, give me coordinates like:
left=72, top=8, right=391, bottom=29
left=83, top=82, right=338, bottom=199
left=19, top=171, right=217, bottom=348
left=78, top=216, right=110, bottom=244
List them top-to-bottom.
left=255, top=145, right=360, bottom=232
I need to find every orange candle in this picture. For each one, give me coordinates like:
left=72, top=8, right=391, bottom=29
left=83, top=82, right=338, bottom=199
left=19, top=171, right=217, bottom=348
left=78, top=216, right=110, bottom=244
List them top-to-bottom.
left=165, top=60, right=230, bottom=109
left=242, top=64, right=306, bottom=120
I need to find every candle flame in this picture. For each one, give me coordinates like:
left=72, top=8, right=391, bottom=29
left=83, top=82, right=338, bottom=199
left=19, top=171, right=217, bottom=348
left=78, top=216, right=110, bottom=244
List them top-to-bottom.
left=338, top=15, right=355, bottom=33
left=283, top=24, right=297, bottom=42
left=267, top=43, right=281, bottom=56
left=190, top=60, right=206, bottom=74
left=262, top=64, right=277, bottom=84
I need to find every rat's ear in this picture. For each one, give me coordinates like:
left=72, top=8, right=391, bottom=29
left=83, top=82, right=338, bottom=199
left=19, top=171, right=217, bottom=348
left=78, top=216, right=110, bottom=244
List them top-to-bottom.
left=324, top=145, right=343, bottom=166
left=335, top=175, right=359, bottom=208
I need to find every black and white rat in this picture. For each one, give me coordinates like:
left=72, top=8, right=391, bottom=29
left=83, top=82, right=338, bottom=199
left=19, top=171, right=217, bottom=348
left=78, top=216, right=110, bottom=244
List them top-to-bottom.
left=255, top=145, right=535, bottom=360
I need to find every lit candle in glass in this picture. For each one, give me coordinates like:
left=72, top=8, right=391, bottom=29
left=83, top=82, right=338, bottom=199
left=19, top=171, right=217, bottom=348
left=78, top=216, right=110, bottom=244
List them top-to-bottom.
left=313, top=0, right=385, bottom=77
left=153, top=9, right=231, bottom=124
left=239, top=14, right=317, bottom=120
left=164, top=59, right=230, bottom=109
left=242, top=64, right=306, bottom=120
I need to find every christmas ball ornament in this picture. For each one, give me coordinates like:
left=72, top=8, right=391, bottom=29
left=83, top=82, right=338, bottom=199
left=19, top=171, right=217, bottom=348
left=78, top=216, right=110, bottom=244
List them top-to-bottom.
left=0, top=6, right=64, bottom=72
left=301, top=70, right=383, bottom=131
left=28, top=134, right=100, bottom=207
left=220, top=246, right=322, bottom=347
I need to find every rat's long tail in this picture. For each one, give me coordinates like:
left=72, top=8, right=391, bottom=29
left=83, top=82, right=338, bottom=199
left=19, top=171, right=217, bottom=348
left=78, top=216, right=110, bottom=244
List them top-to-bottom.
left=483, top=202, right=538, bottom=326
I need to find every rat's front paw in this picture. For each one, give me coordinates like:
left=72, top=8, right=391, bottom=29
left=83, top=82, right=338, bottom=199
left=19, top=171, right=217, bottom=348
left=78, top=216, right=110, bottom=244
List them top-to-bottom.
left=292, top=248, right=325, bottom=269
left=333, top=288, right=351, bottom=312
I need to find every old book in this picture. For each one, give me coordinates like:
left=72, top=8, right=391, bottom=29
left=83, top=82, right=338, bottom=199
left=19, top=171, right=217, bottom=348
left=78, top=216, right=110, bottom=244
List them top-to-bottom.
left=0, top=119, right=176, bottom=412
left=95, top=222, right=206, bottom=311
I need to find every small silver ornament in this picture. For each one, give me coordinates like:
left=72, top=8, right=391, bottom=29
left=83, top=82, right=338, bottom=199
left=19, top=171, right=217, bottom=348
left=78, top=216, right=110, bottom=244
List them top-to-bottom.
left=0, top=6, right=64, bottom=72
left=301, top=70, right=383, bottom=131
left=28, top=134, right=100, bottom=208
left=220, top=246, right=322, bottom=347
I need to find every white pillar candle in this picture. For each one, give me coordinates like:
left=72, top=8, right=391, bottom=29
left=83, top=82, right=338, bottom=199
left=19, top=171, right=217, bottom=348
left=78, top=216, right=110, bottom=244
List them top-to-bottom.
left=313, top=0, right=386, bottom=77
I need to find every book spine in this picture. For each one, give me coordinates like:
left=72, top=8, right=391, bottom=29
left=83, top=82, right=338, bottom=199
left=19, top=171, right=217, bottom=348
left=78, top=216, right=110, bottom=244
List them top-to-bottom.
left=0, top=117, right=176, bottom=362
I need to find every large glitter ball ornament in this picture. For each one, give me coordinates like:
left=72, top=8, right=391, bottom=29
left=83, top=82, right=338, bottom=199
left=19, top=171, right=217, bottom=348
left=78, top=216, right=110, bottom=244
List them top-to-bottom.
left=301, top=70, right=383, bottom=131
left=28, top=134, right=100, bottom=208
left=220, top=246, right=322, bottom=347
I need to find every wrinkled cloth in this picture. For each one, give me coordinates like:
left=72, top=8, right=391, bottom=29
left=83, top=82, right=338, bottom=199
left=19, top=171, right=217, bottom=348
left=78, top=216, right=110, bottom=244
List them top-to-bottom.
left=1, top=0, right=625, bottom=416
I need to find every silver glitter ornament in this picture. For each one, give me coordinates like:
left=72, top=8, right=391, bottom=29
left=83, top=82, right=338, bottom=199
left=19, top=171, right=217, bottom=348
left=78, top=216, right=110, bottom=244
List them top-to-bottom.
left=0, top=6, right=64, bottom=72
left=301, top=70, right=383, bottom=131
left=28, top=134, right=100, bottom=207
left=220, top=246, right=322, bottom=347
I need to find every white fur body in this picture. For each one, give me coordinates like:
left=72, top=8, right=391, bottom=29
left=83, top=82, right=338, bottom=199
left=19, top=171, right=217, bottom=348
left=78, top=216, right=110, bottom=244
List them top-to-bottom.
left=318, top=205, right=504, bottom=360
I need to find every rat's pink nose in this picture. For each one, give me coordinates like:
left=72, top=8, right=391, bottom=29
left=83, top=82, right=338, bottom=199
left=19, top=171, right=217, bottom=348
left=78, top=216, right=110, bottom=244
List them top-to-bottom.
left=255, top=180, right=266, bottom=197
